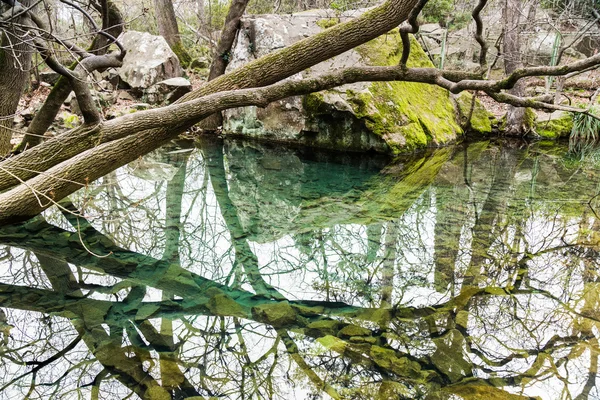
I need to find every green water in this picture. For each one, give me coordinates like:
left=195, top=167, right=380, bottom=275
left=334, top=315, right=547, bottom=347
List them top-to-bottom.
left=1, top=138, right=600, bottom=399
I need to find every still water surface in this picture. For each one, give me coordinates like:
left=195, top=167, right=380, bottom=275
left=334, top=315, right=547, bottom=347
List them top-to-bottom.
left=0, top=138, right=599, bottom=399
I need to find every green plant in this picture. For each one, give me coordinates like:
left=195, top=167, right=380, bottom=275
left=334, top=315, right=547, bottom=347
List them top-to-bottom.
left=420, top=0, right=452, bottom=25
left=570, top=106, right=600, bottom=143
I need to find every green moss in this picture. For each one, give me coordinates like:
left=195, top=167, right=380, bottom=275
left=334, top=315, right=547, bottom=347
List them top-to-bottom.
left=316, top=18, right=340, bottom=29
left=350, top=32, right=462, bottom=154
left=171, top=41, right=192, bottom=68
left=302, top=92, right=327, bottom=115
left=455, top=92, right=493, bottom=134
left=524, top=107, right=537, bottom=130
left=536, top=113, right=574, bottom=139
left=63, top=114, right=80, bottom=129
left=206, top=287, right=248, bottom=318
left=251, top=301, right=297, bottom=327
left=306, top=319, right=342, bottom=336
left=338, top=324, right=372, bottom=337
left=317, top=335, right=348, bottom=353
left=369, top=346, right=425, bottom=379
left=445, top=383, right=532, bottom=400
left=145, top=386, right=172, bottom=400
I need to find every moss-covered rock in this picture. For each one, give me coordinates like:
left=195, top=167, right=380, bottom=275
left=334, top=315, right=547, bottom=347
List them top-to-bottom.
left=223, top=11, right=463, bottom=154
left=316, top=18, right=339, bottom=29
left=350, top=32, right=462, bottom=153
left=454, top=92, right=493, bottom=134
left=535, top=112, right=573, bottom=139
left=306, top=319, right=342, bottom=336
left=338, top=324, right=372, bottom=337
left=369, top=346, right=426, bottom=379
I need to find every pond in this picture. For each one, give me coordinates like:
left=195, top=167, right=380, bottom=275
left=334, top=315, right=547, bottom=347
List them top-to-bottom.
left=0, top=137, right=599, bottom=399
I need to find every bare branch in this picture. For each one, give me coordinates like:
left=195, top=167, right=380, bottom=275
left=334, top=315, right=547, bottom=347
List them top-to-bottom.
left=399, top=0, right=428, bottom=66
left=472, top=0, right=489, bottom=70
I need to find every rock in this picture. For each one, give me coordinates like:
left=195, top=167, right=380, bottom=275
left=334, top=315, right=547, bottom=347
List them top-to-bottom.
left=222, top=10, right=462, bottom=154
left=117, top=31, right=183, bottom=90
left=575, top=34, right=600, bottom=58
left=190, top=57, right=210, bottom=69
left=39, top=71, right=61, bottom=85
left=144, top=77, right=192, bottom=104
left=95, top=79, right=114, bottom=92
left=116, top=90, right=135, bottom=101
left=96, top=92, right=116, bottom=107
left=453, top=92, right=493, bottom=134
left=21, top=107, right=35, bottom=120
left=58, top=111, right=81, bottom=129
left=535, top=111, right=573, bottom=139
left=13, top=114, right=25, bottom=130
left=251, top=301, right=296, bottom=327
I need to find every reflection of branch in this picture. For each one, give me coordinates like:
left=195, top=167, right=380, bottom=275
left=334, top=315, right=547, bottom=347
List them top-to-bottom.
left=278, top=330, right=342, bottom=399
left=0, top=332, right=83, bottom=392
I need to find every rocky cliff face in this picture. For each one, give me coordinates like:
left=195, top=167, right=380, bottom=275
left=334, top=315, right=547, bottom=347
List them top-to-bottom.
left=222, top=10, right=468, bottom=154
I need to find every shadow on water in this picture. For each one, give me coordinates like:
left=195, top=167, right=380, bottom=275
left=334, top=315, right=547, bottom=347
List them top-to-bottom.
left=1, top=138, right=600, bottom=399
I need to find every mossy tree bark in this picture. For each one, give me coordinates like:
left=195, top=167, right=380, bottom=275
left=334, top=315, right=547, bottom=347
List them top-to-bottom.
left=153, top=0, right=192, bottom=67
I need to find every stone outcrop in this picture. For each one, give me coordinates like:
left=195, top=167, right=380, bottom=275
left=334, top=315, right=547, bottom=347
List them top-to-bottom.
left=223, top=10, right=463, bottom=154
left=117, top=31, right=183, bottom=90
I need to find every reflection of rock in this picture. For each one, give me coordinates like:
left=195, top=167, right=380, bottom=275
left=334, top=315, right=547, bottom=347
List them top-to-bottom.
left=223, top=11, right=462, bottom=154
left=117, top=31, right=183, bottom=90
left=222, top=139, right=448, bottom=243
left=225, top=141, right=305, bottom=241
left=128, top=158, right=179, bottom=182
left=432, top=329, right=473, bottom=383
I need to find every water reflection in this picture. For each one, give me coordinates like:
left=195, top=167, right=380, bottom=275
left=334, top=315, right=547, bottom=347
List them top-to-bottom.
left=0, top=138, right=599, bottom=399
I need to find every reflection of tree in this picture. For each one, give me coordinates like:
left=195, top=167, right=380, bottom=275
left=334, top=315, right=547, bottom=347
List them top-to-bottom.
left=0, top=141, right=599, bottom=399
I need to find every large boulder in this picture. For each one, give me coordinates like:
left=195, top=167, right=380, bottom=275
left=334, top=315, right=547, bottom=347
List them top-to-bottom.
left=223, top=10, right=463, bottom=154
left=117, top=31, right=183, bottom=90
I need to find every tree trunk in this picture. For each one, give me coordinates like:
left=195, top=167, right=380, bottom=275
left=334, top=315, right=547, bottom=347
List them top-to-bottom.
left=89, top=0, right=124, bottom=56
left=153, top=0, right=192, bottom=67
left=203, top=0, right=251, bottom=130
left=502, top=0, right=531, bottom=135
left=0, top=11, right=32, bottom=155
